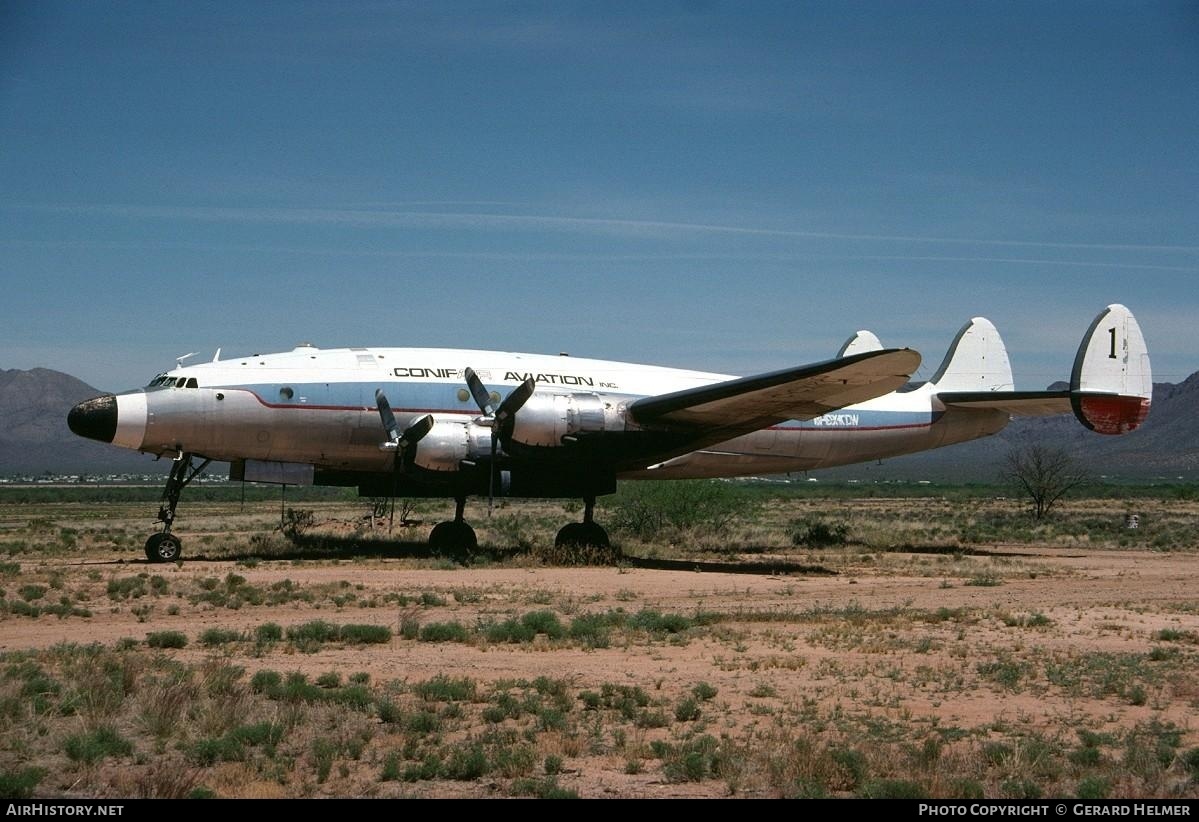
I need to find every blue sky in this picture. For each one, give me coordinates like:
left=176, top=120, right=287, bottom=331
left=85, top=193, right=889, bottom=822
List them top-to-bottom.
left=2, top=1, right=1196, bottom=391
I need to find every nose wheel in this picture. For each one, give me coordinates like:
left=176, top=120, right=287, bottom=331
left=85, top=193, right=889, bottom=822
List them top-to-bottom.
left=143, top=454, right=210, bottom=563
left=145, top=533, right=183, bottom=562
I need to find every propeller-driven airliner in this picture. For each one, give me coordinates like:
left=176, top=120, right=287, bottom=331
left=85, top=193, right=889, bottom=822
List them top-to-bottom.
left=67, top=304, right=1151, bottom=562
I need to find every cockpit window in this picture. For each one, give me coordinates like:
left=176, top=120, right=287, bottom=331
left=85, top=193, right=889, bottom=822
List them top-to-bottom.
left=147, top=374, right=167, bottom=387
left=164, top=377, right=177, bottom=387
left=186, top=378, right=198, bottom=388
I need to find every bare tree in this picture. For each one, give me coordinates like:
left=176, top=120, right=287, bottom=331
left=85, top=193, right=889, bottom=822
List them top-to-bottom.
left=1003, top=442, right=1089, bottom=519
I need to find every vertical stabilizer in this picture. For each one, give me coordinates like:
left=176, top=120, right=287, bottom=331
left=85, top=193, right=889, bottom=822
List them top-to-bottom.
left=1069, top=304, right=1151, bottom=434
left=929, top=317, right=1014, bottom=393
left=837, top=330, right=883, bottom=358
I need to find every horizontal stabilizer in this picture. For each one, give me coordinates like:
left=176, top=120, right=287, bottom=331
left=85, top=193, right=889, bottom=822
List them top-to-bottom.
left=630, top=348, right=921, bottom=434
left=939, top=390, right=1071, bottom=417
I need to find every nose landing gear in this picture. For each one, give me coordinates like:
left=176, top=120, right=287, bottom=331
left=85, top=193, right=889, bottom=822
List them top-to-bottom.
left=144, top=454, right=211, bottom=563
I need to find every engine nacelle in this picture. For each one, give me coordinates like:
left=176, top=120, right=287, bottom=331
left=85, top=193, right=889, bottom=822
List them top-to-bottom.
left=509, top=392, right=623, bottom=448
left=411, top=419, right=491, bottom=472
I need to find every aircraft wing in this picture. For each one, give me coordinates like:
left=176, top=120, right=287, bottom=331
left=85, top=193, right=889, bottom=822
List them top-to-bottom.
left=629, top=349, right=921, bottom=435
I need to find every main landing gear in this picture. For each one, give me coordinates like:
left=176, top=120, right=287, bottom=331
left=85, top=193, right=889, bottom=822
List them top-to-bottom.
left=144, top=454, right=210, bottom=563
left=425, top=494, right=612, bottom=557
left=554, top=495, right=610, bottom=549
left=428, top=496, right=479, bottom=555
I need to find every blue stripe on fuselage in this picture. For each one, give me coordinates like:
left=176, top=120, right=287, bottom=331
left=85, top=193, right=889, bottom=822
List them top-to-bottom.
left=207, top=381, right=934, bottom=429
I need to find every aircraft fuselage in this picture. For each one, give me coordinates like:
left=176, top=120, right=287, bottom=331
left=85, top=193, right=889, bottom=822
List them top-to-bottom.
left=87, top=345, right=1005, bottom=490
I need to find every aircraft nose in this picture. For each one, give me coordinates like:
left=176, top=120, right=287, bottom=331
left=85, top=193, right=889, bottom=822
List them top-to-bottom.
left=67, top=395, right=118, bottom=443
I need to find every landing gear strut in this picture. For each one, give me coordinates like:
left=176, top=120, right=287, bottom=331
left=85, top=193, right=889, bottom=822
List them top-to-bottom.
left=144, top=454, right=210, bottom=563
left=555, top=495, right=611, bottom=549
left=428, top=496, right=478, bottom=557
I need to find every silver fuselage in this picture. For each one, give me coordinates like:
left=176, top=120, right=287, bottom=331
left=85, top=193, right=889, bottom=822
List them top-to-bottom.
left=105, top=345, right=1007, bottom=481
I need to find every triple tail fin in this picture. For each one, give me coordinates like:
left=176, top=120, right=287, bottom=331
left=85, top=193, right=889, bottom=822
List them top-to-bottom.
left=935, top=304, right=1151, bottom=435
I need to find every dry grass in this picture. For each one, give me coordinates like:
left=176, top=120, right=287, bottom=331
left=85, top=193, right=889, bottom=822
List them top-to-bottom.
left=0, top=492, right=1196, bottom=797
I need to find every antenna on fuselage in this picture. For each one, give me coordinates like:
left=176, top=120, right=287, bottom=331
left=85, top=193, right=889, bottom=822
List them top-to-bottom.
left=212, top=348, right=221, bottom=363
left=175, top=352, right=198, bottom=368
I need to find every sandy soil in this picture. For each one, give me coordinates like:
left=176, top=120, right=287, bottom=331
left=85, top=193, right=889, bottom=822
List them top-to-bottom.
left=2, top=499, right=1197, bottom=798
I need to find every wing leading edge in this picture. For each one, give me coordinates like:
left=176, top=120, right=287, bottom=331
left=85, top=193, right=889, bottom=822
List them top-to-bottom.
left=629, top=348, right=921, bottom=435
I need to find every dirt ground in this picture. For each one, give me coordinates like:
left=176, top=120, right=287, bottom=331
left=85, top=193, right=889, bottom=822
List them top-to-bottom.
left=1, top=497, right=1197, bottom=798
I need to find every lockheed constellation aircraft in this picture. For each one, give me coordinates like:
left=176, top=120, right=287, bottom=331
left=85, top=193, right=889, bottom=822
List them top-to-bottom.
left=68, top=304, right=1150, bottom=562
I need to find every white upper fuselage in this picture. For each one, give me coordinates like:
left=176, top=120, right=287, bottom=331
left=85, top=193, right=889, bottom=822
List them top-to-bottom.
left=116, top=344, right=1004, bottom=480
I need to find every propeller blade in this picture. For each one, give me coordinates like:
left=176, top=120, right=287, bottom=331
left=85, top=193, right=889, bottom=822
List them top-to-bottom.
left=464, top=368, right=495, bottom=416
left=461, top=371, right=534, bottom=515
left=495, top=377, right=535, bottom=422
left=375, top=389, right=399, bottom=443
left=400, top=414, right=434, bottom=447
left=488, top=429, right=497, bottom=516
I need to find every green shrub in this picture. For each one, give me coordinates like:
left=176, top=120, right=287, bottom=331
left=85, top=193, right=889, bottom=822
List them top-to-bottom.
left=609, top=479, right=752, bottom=539
left=790, top=517, right=850, bottom=547
left=521, top=610, right=565, bottom=639
left=484, top=618, right=535, bottom=643
left=285, top=620, right=339, bottom=643
left=419, top=621, right=470, bottom=643
left=255, top=623, right=283, bottom=643
left=339, top=623, right=391, bottom=644
left=199, top=628, right=242, bottom=647
left=146, top=631, right=187, bottom=649
left=250, top=669, right=282, bottom=695
left=413, top=675, right=476, bottom=702
left=674, top=697, right=701, bottom=722
left=65, top=726, right=133, bottom=764
left=444, top=744, right=489, bottom=780
left=1182, top=747, right=1199, bottom=778
left=0, top=767, right=45, bottom=799
left=509, top=776, right=578, bottom=799
left=1076, top=776, right=1111, bottom=799
left=858, top=778, right=925, bottom=798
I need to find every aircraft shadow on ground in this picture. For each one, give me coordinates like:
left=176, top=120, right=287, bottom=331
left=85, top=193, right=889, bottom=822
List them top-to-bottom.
left=185, top=532, right=496, bottom=563
left=188, top=533, right=840, bottom=575
left=621, top=555, right=837, bottom=576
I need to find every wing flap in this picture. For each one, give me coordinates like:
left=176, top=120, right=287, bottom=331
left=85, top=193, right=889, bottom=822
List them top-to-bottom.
left=630, top=349, right=921, bottom=432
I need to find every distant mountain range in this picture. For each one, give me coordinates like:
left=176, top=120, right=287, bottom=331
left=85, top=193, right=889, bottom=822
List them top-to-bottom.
left=2, top=366, right=1196, bottom=482
left=0, top=369, right=159, bottom=475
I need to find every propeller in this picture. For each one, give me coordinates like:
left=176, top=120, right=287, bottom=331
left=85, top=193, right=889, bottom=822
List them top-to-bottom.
left=463, top=368, right=535, bottom=513
left=375, top=389, right=434, bottom=530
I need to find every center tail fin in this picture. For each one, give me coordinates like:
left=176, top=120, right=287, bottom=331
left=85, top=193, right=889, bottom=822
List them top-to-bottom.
left=929, top=317, right=1014, bottom=393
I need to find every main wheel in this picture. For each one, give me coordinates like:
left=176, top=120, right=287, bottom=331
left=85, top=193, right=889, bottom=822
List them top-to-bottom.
left=428, top=521, right=478, bottom=557
left=554, top=522, right=610, bottom=549
left=144, top=532, right=182, bottom=563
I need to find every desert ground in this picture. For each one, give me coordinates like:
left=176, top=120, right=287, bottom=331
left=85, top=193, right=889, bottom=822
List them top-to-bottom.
left=0, top=489, right=1196, bottom=798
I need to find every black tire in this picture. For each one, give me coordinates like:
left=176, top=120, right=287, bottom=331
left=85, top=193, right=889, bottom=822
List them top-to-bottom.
left=428, top=521, right=478, bottom=557
left=554, top=522, right=610, bottom=549
left=144, top=532, right=182, bottom=563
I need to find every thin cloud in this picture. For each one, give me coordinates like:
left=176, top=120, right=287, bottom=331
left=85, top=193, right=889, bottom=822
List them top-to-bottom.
left=8, top=202, right=1199, bottom=254
left=2, top=237, right=1197, bottom=275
